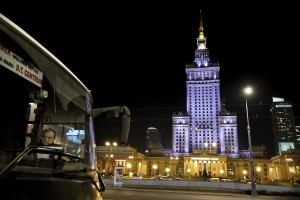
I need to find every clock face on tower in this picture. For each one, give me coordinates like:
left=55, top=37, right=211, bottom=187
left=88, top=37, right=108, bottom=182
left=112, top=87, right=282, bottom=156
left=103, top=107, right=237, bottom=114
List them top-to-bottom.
left=199, top=43, right=205, bottom=49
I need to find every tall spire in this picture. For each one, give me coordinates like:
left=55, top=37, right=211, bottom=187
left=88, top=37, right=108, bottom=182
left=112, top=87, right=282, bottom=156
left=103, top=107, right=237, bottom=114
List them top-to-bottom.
left=196, top=10, right=207, bottom=51
left=198, top=10, right=205, bottom=40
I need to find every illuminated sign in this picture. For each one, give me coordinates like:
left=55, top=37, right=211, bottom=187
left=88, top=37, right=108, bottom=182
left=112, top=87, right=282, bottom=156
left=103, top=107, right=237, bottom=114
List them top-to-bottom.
left=278, top=142, right=294, bottom=155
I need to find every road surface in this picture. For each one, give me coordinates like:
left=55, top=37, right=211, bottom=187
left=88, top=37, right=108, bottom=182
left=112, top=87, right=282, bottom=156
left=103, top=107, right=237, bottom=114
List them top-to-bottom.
left=102, top=186, right=299, bottom=200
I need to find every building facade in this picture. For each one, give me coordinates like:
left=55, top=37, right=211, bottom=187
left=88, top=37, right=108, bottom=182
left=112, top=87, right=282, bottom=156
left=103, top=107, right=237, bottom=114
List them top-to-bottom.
left=95, top=12, right=300, bottom=184
left=270, top=97, right=297, bottom=155
left=219, top=100, right=239, bottom=158
left=172, top=112, right=189, bottom=154
left=296, top=125, right=300, bottom=150
left=145, top=127, right=163, bottom=155
left=96, top=144, right=300, bottom=182
left=96, top=145, right=147, bottom=177
left=268, top=150, right=300, bottom=181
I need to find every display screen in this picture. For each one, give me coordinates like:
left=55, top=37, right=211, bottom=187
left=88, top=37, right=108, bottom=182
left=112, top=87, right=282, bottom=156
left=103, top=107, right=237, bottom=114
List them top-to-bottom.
left=66, top=130, right=85, bottom=144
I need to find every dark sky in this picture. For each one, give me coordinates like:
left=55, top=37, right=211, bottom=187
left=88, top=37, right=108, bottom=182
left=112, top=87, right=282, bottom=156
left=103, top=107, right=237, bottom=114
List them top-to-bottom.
left=1, top=3, right=300, bottom=155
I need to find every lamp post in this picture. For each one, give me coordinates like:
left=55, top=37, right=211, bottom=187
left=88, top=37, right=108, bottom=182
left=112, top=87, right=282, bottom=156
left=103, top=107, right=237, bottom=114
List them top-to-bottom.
left=244, top=86, right=257, bottom=196
left=105, top=141, right=117, bottom=176
left=105, top=154, right=114, bottom=175
left=287, top=158, right=296, bottom=182
left=126, top=163, right=133, bottom=177
left=153, top=164, right=158, bottom=177
left=296, top=166, right=299, bottom=181
left=165, top=167, right=170, bottom=177
left=256, top=167, right=261, bottom=182
left=187, top=168, right=191, bottom=181
left=187, top=168, right=191, bottom=186
left=290, top=168, right=295, bottom=182
left=220, top=169, right=224, bottom=177
left=243, top=169, right=247, bottom=181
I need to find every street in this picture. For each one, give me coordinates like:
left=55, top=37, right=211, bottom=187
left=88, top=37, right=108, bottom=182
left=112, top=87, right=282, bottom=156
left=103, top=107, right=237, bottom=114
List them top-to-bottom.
left=102, top=186, right=299, bottom=200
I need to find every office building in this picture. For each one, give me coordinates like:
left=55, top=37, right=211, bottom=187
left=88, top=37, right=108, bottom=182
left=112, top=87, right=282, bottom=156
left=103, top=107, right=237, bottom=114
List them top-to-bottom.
left=270, top=97, right=297, bottom=155
left=145, top=127, right=163, bottom=155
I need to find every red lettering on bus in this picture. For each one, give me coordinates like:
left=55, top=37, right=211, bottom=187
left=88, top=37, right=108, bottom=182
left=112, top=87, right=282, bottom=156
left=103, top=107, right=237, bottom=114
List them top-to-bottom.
left=0, top=45, right=11, bottom=55
left=16, top=64, right=20, bottom=72
left=24, top=70, right=43, bottom=85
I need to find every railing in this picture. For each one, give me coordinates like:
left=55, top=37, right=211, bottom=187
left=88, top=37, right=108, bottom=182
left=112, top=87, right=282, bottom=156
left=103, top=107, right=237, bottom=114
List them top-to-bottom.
left=103, top=178, right=300, bottom=195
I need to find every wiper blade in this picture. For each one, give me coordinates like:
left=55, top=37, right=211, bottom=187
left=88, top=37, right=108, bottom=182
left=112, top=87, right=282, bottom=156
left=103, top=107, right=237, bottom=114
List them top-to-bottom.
left=0, top=145, right=83, bottom=180
left=37, top=145, right=64, bottom=151
left=3, top=146, right=82, bottom=160
left=35, top=147, right=82, bottom=160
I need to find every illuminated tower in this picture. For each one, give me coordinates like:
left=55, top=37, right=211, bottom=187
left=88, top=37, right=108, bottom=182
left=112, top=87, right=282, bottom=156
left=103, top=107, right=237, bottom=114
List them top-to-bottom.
left=172, top=11, right=239, bottom=158
left=185, top=12, right=221, bottom=155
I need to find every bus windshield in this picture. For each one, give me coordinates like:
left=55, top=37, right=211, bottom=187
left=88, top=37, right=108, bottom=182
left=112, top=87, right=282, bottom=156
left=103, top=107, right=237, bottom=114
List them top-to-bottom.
left=0, top=12, right=132, bottom=199
left=0, top=13, right=96, bottom=172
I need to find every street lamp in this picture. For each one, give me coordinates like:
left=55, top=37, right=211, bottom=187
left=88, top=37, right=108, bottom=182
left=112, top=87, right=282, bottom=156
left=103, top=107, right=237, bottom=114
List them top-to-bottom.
left=244, top=86, right=257, bottom=196
left=105, top=141, right=118, bottom=175
left=106, top=141, right=117, bottom=148
left=286, top=158, right=296, bottom=182
left=126, top=163, right=132, bottom=177
left=153, top=164, right=158, bottom=176
left=165, top=167, right=170, bottom=176
left=256, top=167, right=261, bottom=182
left=187, top=168, right=191, bottom=181
left=290, top=168, right=295, bottom=182
left=220, top=169, right=224, bottom=177
left=243, top=169, right=247, bottom=180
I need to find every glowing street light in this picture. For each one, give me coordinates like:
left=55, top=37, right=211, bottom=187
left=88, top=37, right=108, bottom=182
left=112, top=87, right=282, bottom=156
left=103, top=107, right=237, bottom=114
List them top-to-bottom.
left=244, top=86, right=257, bottom=196
left=105, top=141, right=118, bottom=175
left=106, top=141, right=117, bottom=147
left=126, top=163, right=132, bottom=177
left=126, top=163, right=132, bottom=170
left=153, top=164, right=158, bottom=176
left=165, top=167, right=170, bottom=176
left=256, top=167, right=261, bottom=181
left=289, top=167, right=296, bottom=182
left=187, top=168, right=191, bottom=181
left=220, top=169, right=224, bottom=177
left=243, top=169, right=247, bottom=180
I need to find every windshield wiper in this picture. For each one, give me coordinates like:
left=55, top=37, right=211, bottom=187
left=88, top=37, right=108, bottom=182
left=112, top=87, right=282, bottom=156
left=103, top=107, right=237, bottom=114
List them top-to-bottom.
left=0, top=145, right=82, bottom=180
left=0, top=145, right=37, bottom=180
left=35, top=146, right=82, bottom=160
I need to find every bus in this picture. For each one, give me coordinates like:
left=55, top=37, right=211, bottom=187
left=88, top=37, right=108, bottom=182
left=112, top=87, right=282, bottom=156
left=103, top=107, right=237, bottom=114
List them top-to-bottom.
left=0, top=13, right=130, bottom=200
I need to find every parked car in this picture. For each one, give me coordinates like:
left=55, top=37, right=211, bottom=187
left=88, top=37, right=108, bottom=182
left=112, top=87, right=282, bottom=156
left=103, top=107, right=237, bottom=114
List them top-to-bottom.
left=173, top=177, right=182, bottom=180
left=208, top=178, right=220, bottom=182
left=221, top=178, right=234, bottom=182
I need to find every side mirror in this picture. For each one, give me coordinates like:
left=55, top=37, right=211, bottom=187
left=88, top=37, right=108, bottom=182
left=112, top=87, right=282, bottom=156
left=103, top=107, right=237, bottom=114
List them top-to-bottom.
left=92, top=106, right=131, bottom=145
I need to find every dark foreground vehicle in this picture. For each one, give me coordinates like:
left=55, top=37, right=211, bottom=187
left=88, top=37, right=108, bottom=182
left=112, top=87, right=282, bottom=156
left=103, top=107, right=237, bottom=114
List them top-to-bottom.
left=0, top=13, right=130, bottom=200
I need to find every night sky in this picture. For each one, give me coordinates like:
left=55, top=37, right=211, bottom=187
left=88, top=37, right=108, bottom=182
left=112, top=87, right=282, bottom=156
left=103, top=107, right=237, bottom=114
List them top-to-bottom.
left=1, top=3, right=300, bottom=155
